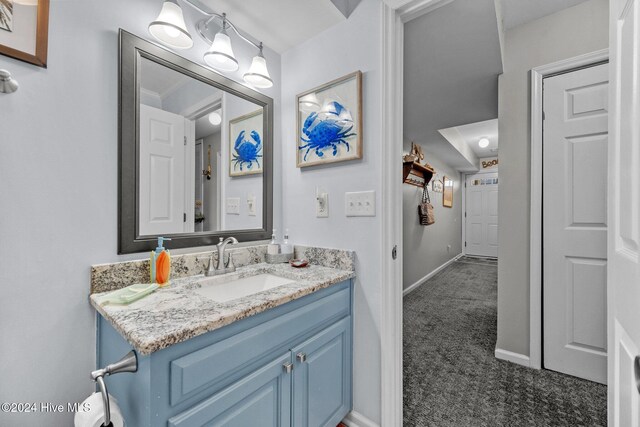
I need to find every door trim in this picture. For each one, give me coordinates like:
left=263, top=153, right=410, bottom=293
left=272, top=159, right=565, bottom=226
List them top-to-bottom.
left=380, top=1, right=453, bottom=425
left=529, top=49, right=609, bottom=370
left=462, top=170, right=499, bottom=257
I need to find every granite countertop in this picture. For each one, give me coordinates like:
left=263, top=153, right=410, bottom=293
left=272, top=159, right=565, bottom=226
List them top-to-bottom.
left=90, top=262, right=355, bottom=355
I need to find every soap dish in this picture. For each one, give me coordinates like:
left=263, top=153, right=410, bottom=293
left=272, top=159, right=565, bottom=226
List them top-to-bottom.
left=266, top=252, right=294, bottom=264
left=289, top=259, right=309, bottom=268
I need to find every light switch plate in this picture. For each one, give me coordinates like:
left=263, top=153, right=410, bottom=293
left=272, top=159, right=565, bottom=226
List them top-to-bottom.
left=345, top=191, right=376, bottom=217
left=316, top=192, right=329, bottom=218
left=247, top=194, right=256, bottom=216
left=226, top=197, right=240, bottom=215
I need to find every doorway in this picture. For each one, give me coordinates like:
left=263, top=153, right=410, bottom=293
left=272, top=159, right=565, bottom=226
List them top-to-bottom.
left=464, top=171, right=499, bottom=258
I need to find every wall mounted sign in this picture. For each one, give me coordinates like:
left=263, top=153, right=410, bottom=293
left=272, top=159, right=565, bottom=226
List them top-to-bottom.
left=0, top=0, right=49, bottom=67
left=296, top=71, right=363, bottom=167
left=480, top=157, right=499, bottom=170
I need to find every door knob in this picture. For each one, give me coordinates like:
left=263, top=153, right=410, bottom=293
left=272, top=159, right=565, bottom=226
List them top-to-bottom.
left=297, top=352, right=307, bottom=363
left=283, top=362, right=293, bottom=374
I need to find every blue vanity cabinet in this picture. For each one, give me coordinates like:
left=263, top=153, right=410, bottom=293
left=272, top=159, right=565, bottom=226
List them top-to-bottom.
left=97, top=279, right=353, bottom=427
left=292, top=317, right=352, bottom=427
left=167, top=352, right=292, bottom=427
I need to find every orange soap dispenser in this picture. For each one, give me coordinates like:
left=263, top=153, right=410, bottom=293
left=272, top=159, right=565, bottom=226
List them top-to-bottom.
left=150, top=237, right=172, bottom=286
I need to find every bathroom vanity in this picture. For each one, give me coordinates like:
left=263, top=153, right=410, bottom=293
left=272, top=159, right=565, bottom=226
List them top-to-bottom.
left=91, top=247, right=355, bottom=427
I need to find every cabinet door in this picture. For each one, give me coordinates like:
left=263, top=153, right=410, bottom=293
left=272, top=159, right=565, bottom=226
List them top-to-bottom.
left=292, top=317, right=352, bottom=427
left=168, top=353, right=292, bottom=427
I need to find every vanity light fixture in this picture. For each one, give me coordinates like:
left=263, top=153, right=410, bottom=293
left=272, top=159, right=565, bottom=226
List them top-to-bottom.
left=148, top=1, right=273, bottom=89
left=0, top=69, right=19, bottom=94
left=478, top=137, right=490, bottom=148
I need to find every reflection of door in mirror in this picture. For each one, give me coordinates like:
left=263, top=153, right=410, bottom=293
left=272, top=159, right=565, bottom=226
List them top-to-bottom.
left=138, top=56, right=264, bottom=236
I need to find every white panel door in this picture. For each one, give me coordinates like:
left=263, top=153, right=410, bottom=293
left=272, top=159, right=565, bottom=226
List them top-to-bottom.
left=609, top=0, right=640, bottom=424
left=543, top=63, right=609, bottom=384
left=139, top=104, right=186, bottom=236
left=465, top=172, right=498, bottom=257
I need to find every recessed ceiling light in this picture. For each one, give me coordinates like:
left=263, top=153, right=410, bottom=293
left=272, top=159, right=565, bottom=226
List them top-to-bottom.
left=208, top=110, right=222, bottom=126
left=478, top=138, right=490, bottom=148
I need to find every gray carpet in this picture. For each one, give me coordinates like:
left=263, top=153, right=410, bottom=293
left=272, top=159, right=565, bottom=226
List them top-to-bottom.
left=403, top=256, right=607, bottom=426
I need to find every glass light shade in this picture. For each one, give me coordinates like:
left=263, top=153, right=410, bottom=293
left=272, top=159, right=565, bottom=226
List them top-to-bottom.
left=13, top=0, right=38, bottom=5
left=148, top=0, right=193, bottom=50
left=203, top=31, right=239, bottom=72
left=243, top=54, right=273, bottom=88
left=299, top=93, right=320, bottom=109
left=208, top=110, right=222, bottom=126
left=478, top=138, right=490, bottom=148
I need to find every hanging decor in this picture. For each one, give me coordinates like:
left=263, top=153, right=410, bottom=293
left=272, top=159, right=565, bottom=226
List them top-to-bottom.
left=0, top=0, right=49, bottom=67
left=296, top=71, right=363, bottom=167
left=229, top=109, right=264, bottom=176
left=443, top=176, right=454, bottom=208
left=418, top=184, right=435, bottom=226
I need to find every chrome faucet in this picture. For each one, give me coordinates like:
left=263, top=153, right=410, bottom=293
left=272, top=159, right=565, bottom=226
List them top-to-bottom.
left=204, top=237, right=238, bottom=276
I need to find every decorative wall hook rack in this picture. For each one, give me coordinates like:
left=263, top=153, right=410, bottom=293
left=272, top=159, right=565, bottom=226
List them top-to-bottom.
left=403, top=161, right=435, bottom=188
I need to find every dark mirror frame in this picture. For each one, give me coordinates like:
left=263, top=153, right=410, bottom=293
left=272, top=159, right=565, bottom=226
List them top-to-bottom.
left=118, top=29, right=273, bottom=254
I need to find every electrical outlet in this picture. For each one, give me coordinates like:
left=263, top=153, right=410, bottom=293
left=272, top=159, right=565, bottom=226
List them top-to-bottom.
left=345, top=191, right=376, bottom=217
left=316, top=192, right=329, bottom=218
left=247, top=194, right=256, bottom=216
left=226, top=197, right=240, bottom=215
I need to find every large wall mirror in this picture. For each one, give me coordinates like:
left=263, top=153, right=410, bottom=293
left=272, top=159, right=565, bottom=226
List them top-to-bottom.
left=119, top=30, right=273, bottom=254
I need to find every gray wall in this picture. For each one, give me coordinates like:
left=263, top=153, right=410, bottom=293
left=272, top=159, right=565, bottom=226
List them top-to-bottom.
left=0, top=0, right=281, bottom=425
left=280, top=0, right=383, bottom=422
left=496, top=0, right=608, bottom=356
left=403, top=145, right=463, bottom=290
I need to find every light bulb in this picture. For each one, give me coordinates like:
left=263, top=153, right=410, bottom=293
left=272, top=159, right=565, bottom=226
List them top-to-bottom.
left=148, top=0, right=193, bottom=50
left=203, top=29, right=239, bottom=72
left=243, top=52, right=273, bottom=88
left=208, top=110, right=222, bottom=126
left=478, top=138, right=490, bottom=148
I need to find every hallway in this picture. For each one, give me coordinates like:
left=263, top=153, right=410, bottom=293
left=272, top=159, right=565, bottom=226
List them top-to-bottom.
left=403, top=257, right=607, bottom=426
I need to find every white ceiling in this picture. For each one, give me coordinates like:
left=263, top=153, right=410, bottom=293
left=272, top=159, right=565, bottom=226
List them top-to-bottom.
left=195, top=0, right=347, bottom=53
left=404, top=0, right=503, bottom=170
left=500, top=0, right=591, bottom=30
left=140, top=57, right=190, bottom=97
left=440, top=118, right=499, bottom=158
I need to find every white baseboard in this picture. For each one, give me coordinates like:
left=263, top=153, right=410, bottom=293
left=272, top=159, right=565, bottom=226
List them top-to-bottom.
left=403, top=253, right=463, bottom=296
left=495, top=348, right=530, bottom=367
left=342, top=410, right=380, bottom=427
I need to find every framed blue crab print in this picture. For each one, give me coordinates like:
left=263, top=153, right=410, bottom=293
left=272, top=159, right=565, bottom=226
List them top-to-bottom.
left=296, top=71, right=363, bottom=168
left=229, top=109, right=263, bottom=177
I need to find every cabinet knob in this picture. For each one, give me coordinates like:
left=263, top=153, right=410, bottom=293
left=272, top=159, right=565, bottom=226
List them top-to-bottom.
left=296, top=352, right=307, bottom=363
left=283, top=362, right=293, bottom=374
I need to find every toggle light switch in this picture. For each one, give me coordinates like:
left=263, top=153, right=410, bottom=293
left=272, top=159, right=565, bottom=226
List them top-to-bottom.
left=345, top=191, right=376, bottom=217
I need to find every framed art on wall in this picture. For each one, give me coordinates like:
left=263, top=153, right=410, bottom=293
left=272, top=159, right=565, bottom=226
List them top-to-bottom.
left=0, top=0, right=49, bottom=67
left=296, top=71, right=363, bottom=167
left=229, top=109, right=264, bottom=177
left=443, top=176, right=453, bottom=208
left=432, top=178, right=443, bottom=193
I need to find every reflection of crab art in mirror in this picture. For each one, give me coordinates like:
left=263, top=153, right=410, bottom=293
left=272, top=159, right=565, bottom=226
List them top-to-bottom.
left=0, top=0, right=13, bottom=32
left=297, top=71, right=362, bottom=167
left=229, top=109, right=263, bottom=177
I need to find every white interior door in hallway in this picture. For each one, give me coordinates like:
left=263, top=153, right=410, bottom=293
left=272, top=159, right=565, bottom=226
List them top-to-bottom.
left=609, top=0, right=640, bottom=424
left=543, top=62, right=609, bottom=384
left=139, top=104, right=187, bottom=236
left=465, top=172, right=498, bottom=257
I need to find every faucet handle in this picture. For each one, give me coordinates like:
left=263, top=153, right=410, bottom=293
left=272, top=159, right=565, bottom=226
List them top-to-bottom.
left=226, top=253, right=235, bottom=269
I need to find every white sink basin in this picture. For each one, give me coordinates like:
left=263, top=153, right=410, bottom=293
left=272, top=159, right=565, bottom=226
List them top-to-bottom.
left=194, top=273, right=296, bottom=303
